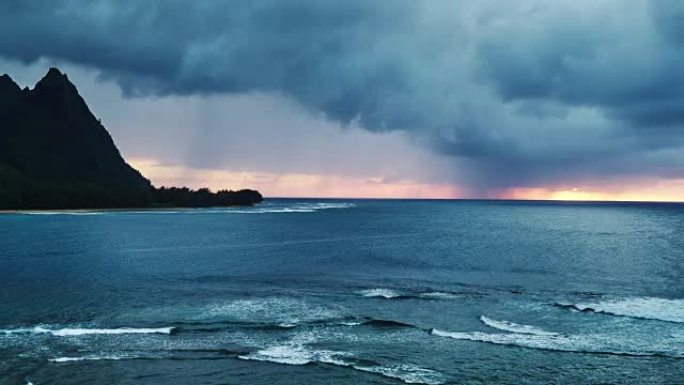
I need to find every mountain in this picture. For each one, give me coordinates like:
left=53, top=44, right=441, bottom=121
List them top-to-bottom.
left=0, top=68, right=262, bottom=209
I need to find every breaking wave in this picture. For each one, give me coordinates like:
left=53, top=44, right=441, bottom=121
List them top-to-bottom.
left=209, top=202, right=356, bottom=214
left=357, top=288, right=464, bottom=300
left=358, top=288, right=403, bottom=299
left=556, top=297, right=684, bottom=323
left=479, top=316, right=558, bottom=336
left=360, top=319, right=416, bottom=328
left=1, top=326, right=175, bottom=336
left=431, top=329, right=683, bottom=358
left=238, top=341, right=444, bottom=384
left=238, top=344, right=353, bottom=366
left=50, top=355, right=129, bottom=363
left=353, top=365, right=445, bottom=385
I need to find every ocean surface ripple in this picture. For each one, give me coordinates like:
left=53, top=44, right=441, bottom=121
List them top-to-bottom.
left=1, top=199, right=683, bottom=384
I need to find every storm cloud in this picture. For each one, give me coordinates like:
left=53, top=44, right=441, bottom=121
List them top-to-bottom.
left=1, top=0, right=683, bottom=191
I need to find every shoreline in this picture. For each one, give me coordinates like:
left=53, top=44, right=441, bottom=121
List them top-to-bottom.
left=0, top=205, right=259, bottom=215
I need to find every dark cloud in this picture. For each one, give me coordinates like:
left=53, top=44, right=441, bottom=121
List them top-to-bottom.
left=1, top=0, right=683, bottom=190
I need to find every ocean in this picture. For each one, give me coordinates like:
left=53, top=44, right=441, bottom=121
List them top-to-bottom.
left=0, top=199, right=682, bottom=384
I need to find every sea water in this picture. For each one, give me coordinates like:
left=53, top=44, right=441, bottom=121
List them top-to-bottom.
left=0, top=199, right=682, bottom=384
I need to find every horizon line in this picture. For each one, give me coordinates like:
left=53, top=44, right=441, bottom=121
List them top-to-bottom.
left=264, top=196, right=684, bottom=204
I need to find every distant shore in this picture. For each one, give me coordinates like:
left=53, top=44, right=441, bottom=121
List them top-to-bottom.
left=0, top=205, right=261, bottom=215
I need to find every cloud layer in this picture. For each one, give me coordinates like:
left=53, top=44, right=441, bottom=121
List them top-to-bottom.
left=2, top=0, right=683, bottom=192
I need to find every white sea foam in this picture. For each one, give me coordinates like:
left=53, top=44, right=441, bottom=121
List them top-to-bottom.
left=247, top=202, right=356, bottom=214
left=358, top=288, right=402, bottom=299
left=358, top=288, right=463, bottom=300
left=418, top=292, right=462, bottom=300
left=198, top=297, right=339, bottom=325
left=568, top=297, right=684, bottom=323
left=479, top=316, right=558, bottom=336
left=339, top=321, right=363, bottom=326
left=276, top=323, right=297, bottom=328
left=1, top=326, right=174, bottom=336
left=431, top=329, right=684, bottom=358
left=239, top=332, right=444, bottom=384
left=238, top=345, right=353, bottom=366
left=240, top=345, right=444, bottom=384
left=50, top=355, right=127, bottom=362
left=50, top=357, right=93, bottom=363
left=354, top=364, right=445, bottom=385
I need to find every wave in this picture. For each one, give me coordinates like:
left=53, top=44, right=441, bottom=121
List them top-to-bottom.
left=229, top=202, right=356, bottom=214
left=358, top=288, right=464, bottom=300
left=358, top=288, right=403, bottom=299
left=417, top=292, right=465, bottom=300
left=195, top=297, right=340, bottom=326
left=556, top=297, right=684, bottom=323
left=479, top=316, right=558, bottom=336
left=175, top=317, right=415, bottom=332
left=361, top=319, right=416, bottom=328
left=173, top=320, right=302, bottom=333
left=338, top=321, right=363, bottom=326
left=1, top=326, right=175, bottom=336
left=431, top=329, right=683, bottom=358
left=239, top=343, right=444, bottom=384
left=238, top=344, right=353, bottom=366
left=50, top=348, right=256, bottom=363
left=49, top=353, right=174, bottom=362
left=50, top=354, right=136, bottom=363
left=354, top=365, right=445, bottom=385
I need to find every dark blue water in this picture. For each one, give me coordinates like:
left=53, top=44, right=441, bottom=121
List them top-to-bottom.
left=1, top=199, right=682, bottom=385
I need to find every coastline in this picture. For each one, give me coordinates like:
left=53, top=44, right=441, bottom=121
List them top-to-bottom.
left=0, top=205, right=260, bottom=215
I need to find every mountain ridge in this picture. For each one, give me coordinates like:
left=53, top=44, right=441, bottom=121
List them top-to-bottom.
left=0, top=68, right=262, bottom=209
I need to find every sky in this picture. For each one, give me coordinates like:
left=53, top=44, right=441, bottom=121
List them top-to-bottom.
left=1, top=0, right=683, bottom=201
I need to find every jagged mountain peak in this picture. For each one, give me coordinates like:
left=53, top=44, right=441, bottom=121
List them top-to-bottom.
left=34, top=67, right=77, bottom=93
left=0, top=68, right=262, bottom=209
left=0, top=73, right=20, bottom=93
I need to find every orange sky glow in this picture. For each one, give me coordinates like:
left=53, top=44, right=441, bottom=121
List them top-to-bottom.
left=130, top=158, right=461, bottom=199
left=131, top=158, right=684, bottom=202
left=497, top=180, right=684, bottom=202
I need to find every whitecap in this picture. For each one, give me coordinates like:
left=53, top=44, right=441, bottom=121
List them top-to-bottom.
left=250, top=202, right=355, bottom=214
left=357, top=288, right=402, bottom=299
left=357, top=288, right=464, bottom=300
left=418, top=292, right=462, bottom=300
left=564, top=297, right=684, bottom=323
left=479, top=316, right=558, bottom=336
left=338, top=321, right=363, bottom=326
left=276, top=323, right=298, bottom=328
left=1, top=326, right=174, bottom=336
left=431, top=329, right=684, bottom=358
left=238, top=331, right=444, bottom=384
left=238, top=344, right=353, bottom=366
left=239, top=344, right=444, bottom=384
left=50, top=355, right=126, bottom=363
left=353, top=364, right=445, bottom=385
